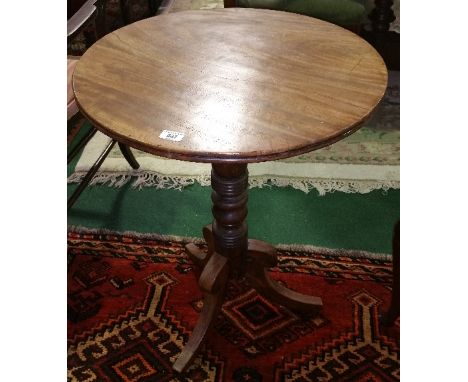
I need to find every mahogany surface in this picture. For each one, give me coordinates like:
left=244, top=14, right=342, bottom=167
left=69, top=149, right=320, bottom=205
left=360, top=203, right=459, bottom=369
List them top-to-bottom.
left=73, top=8, right=387, bottom=164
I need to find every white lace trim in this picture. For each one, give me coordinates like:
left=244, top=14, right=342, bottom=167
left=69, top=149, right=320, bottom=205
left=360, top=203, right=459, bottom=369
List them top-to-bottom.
left=69, top=129, right=399, bottom=195
left=68, top=170, right=399, bottom=195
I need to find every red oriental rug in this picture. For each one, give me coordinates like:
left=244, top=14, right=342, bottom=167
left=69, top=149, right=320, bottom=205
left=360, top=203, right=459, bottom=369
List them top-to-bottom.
left=67, top=229, right=399, bottom=381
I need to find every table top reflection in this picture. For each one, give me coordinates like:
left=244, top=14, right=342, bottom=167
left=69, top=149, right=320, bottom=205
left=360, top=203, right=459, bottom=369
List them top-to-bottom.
left=73, top=8, right=387, bottom=163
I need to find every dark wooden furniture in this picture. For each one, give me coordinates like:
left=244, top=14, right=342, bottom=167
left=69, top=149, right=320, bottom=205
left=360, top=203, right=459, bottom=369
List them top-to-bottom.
left=364, top=0, right=399, bottom=70
left=370, top=0, right=396, bottom=34
left=73, top=9, right=387, bottom=372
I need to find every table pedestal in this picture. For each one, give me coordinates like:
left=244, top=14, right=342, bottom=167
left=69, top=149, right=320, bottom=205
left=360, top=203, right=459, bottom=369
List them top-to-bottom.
left=173, top=163, right=323, bottom=373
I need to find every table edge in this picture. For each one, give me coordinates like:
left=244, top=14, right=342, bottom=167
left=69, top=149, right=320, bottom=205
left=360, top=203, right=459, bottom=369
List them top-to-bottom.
left=76, top=94, right=385, bottom=164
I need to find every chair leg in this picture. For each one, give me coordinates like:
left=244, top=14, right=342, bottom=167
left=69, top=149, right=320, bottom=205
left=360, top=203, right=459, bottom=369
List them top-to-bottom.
left=67, top=127, right=97, bottom=164
left=68, top=139, right=117, bottom=210
left=118, top=142, right=140, bottom=169
left=382, top=221, right=400, bottom=326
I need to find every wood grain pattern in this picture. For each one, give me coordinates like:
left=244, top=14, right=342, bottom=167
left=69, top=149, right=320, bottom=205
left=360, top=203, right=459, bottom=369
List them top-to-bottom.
left=73, top=8, right=387, bottom=163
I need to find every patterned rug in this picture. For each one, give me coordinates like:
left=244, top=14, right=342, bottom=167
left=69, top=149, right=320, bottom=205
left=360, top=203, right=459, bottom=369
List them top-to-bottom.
left=67, top=229, right=399, bottom=381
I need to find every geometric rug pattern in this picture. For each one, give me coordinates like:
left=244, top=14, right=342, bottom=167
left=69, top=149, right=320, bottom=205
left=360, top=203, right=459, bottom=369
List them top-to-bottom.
left=68, top=230, right=399, bottom=381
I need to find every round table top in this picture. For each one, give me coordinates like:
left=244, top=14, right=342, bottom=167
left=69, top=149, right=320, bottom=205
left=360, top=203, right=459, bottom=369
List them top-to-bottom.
left=73, top=8, right=387, bottom=163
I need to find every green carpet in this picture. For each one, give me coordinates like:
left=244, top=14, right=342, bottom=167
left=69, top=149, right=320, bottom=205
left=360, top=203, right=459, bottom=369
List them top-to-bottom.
left=68, top=124, right=399, bottom=254
left=68, top=182, right=398, bottom=253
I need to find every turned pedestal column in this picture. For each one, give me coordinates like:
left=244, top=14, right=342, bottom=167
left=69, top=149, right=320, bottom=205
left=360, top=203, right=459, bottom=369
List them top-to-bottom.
left=173, top=164, right=323, bottom=373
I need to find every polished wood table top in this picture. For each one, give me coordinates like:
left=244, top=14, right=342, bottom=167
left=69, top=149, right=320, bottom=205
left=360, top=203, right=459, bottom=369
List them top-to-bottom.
left=73, top=8, right=387, bottom=164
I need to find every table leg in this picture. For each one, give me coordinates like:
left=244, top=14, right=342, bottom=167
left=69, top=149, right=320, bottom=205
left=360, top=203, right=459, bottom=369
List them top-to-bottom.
left=173, top=163, right=322, bottom=372
left=173, top=163, right=247, bottom=373
left=185, top=225, right=215, bottom=270
left=187, top=225, right=322, bottom=312
left=246, top=238, right=323, bottom=313
left=172, top=251, right=229, bottom=373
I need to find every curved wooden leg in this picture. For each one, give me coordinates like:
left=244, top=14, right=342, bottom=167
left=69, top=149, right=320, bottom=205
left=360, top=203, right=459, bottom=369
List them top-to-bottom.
left=118, top=142, right=140, bottom=169
left=185, top=225, right=214, bottom=270
left=246, top=239, right=322, bottom=313
left=173, top=252, right=229, bottom=373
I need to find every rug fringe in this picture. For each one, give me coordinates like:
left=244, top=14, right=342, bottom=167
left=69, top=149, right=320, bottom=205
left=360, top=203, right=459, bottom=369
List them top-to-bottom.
left=67, top=171, right=134, bottom=188
left=68, top=171, right=399, bottom=195
left=131, top=172, right=211, bottom=189
left=250, top=177, right=399, bottom=195
left=68, top=225, right=206, bottom=245
left=68, top=226, right=391, bottom=259
left=274, top=243, right=391, bottom=260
